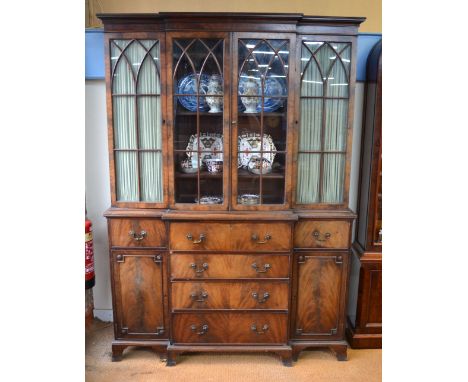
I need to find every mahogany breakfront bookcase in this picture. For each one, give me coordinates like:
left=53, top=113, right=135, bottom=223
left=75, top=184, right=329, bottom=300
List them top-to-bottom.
left=98, top=12, right=365, bottom=366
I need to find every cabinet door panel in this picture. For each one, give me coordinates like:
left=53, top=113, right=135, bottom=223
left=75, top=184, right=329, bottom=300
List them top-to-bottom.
left=168, top=32, right=231, bottom=210
left=231, top=33, right=295, bottom=210
left=108, top=37, right=167, bottom=207
left=294, top=39, right=354, bottom=208
left=112, top=251, right=167, bottom=339
left=293, top=252, right=347, bottom=339
left=356, top=261, right=382, bottom=332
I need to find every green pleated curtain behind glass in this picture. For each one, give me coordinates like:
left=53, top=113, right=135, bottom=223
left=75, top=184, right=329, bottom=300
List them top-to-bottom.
left=111, top=40, right=163, bottom=202
left=297, top=41, right=350, bottom=204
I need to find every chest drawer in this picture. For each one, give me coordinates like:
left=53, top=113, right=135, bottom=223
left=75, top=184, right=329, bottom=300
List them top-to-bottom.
left=109, top=218, right=166, bottom=247
left=294, top=220, right=350, bottom=249
left=169, top=222, right=292, bottom=251
left=170, top=254, right=290, bottom=279
left=171, top=281, right=289, bottom=310
left=172, top=312, right=288, bottom=344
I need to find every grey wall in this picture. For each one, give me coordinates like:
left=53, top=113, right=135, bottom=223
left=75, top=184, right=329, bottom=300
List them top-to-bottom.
left=85, top=80, right=366, bottom=321
left=85, top=80, right=112, bottom=321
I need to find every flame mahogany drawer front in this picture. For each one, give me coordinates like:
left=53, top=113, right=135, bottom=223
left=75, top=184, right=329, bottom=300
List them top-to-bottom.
left=109, top=218, right=166, bottom=247
left=294, top=220, right=350, bottom=249
left=169, top=222, right=292, bottom=251
left=170, top=254, right=290, bottom=279
left=171, top=281, right=289, bottom=310
left=172, top=313, right=288, bottom=344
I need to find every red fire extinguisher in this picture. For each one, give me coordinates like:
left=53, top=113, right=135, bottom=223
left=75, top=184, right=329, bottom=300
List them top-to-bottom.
left=85, top=217, right=96, bottom=289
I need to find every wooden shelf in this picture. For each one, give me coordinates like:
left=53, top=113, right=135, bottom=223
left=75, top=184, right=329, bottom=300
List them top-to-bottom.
left=176, top=111, right=223, bottom=116
left=176, top=111, right=285, bottom=117
left=238, top=112, right=286, bottom=117
left=238, top=168, right=285, bottom=179
left=175, top=169, right=285, bottom=179
left=175, top=171, right=222, bottom=179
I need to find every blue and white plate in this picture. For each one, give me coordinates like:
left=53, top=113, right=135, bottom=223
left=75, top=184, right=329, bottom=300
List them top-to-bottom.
left=177, top=74, right=223, bottom=112
left=238, top=76, right=287, bottom=113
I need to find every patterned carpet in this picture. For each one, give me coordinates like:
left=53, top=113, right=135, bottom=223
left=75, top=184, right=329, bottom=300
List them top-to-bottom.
left=86, top=320, right=381, bottom=382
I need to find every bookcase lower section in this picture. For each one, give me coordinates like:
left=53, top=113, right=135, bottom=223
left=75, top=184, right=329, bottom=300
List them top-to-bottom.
left=106, top=209, right=355, bottom=366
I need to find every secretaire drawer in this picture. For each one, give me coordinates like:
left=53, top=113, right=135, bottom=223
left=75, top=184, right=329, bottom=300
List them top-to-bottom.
left=109, top=218, right=166, bottom=247
left=294, top=220, right=350, bottom=249
left=169, top=222, right=292, bottom=251
left=169, top=223, right=230, bottom=251
left=230, top=223, right=292, bottom=251
left=170, top=254, right=290, bottom=279
left=171, top=281, right=289, bottom=310
left=172, top=312, right=288, bottom=344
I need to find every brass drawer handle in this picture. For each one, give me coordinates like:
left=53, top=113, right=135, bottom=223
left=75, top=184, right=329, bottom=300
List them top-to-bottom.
left=128, top=230, right=147, bottom=241
left=313, top=230, right=331, bottom=242
left=187, top=233, right=206, bottom=244
left=251, top=233, right=271, bottom=244
left=190, top=262, right=209, bottom=274
left=251, top=263, right=271, bottom=273
left=190, top=291, right=208, bottom=302
left=251, top=291, right=270, bottom=303
left=251, top=323, right=269, bottom=335
left=191, top=324, right=208, bottom=335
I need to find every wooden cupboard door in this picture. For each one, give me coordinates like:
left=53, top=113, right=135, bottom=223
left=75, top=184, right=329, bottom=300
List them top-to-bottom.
left=167, top=32, right=231, bottom=210
left=231, top=33, right=296, bottom=211
left=107, top=36, right=168, bottom=209
left=294, top=39, right=354, bottom=208
left=109, top=218, right=166, bottom=247
left=112, top=250, right=167, bottom=339
left=293, top=253, right=347, bottom=339
left=355, top=260, right=382, bottom=332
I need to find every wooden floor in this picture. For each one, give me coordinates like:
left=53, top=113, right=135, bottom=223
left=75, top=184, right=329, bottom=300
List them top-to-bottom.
left=86, top=320, right=382, bottom=382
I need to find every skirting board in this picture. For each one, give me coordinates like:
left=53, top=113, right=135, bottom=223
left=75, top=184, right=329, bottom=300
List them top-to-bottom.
left=94, top=309, right=113, bottom=322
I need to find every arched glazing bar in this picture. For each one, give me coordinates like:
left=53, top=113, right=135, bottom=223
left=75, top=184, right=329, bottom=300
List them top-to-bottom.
left=172, top=38, right=225, bottom=205
left=237, top=38, right=289, bottom=205
left=110, top=39, right=163, bottom=202
left=297, top=41, right=351, bottom=204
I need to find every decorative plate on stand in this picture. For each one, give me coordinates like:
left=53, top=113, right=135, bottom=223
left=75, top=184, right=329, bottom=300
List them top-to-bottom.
left=177, top=74, right=223, bottom=112
left=238, top=76, right=287, bottom=113
left=238, top=132, right=276, bottom=168
left=186, top=133, right=223, bottom=168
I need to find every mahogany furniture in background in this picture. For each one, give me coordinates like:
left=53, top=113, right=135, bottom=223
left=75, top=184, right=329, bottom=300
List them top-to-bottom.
left=98, top=12, right=365, bottom=366
left=346, top=40, right=382, bottom=348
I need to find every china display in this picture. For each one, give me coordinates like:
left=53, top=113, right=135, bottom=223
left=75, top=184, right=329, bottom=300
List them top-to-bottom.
left=99, top=12, right=364, bottom=366
left=206, top=75, right=223, bottom=113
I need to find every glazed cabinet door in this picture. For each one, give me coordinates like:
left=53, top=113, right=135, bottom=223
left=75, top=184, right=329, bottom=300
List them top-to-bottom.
left=167, top=32, right=231, bottom=209
left=232, top=33, right=295, bottom=210
left=106, top=34, right=168, bottom=208
left=293, top=36, right=356, bottom=208
left=111, top=250, right=168, bottom=339
left=292, top=252, right=348, bottom=339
